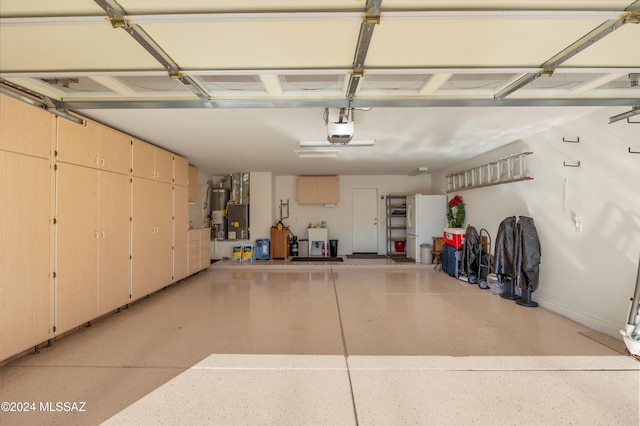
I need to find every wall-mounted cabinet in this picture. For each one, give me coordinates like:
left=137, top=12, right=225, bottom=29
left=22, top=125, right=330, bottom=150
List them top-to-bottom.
left=0, top=93, right=54, bottom=159
left=57, top=119, right=131, bottom=175
left=131, top=138, right=173, bottom=184
left=174, top=155, right=189, bottom=186
left=296, top=176, right=339, bottom=205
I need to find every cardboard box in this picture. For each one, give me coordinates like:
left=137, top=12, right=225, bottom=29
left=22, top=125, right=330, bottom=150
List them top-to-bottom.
left=444, top=228, right=465, bottom=248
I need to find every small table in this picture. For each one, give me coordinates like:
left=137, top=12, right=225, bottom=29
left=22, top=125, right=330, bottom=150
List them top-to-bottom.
left=308, top=228, right=328, bottom=257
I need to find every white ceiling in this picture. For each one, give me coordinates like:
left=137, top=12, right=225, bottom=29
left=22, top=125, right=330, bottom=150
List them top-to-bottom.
left=1, top=0, right=638, bottom=176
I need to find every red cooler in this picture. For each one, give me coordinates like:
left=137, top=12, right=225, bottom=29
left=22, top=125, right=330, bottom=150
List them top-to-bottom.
left=444, top=228, right=465, bottom=248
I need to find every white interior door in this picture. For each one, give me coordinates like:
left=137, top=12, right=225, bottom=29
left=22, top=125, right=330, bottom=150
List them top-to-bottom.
left=352, top=187, right=378, bottom=253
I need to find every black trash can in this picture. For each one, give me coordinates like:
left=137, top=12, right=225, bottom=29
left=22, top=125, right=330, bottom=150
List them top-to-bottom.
left=329, top=239, right=338, bottom=257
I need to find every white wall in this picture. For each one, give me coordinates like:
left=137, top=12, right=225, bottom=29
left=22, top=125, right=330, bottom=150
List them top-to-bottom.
left=438, top=107, right=640, bottom=338
left=188, top=169, right=211, bottom=229
left=274, top=175, right=434, bottom=255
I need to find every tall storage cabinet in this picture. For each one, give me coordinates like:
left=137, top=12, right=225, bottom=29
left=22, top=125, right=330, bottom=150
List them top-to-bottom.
left=1, top=92, right=204, bottom=363
left=1, top=94, right=54, bottom=361
left=55, top=120, right=132, bottom=334
left=0, top=150, right=53, bottom=361
left=173, top=155, right=189, bottom=282
left=132, top=177, right=173, bottom=299
left=386, top=194, right=407, bottom=256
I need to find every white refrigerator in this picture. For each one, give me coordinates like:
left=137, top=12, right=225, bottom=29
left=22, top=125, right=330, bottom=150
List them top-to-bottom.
left=406, top=194, right=447, bottom=262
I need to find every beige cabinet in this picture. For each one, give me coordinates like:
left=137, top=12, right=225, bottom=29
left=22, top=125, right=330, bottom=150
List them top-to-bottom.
left=0, top=93, right=54, bottom=159
left=57, top=119, right=131, bottom=175
left=132, top=138, right=173, bottom=184
left=0, top=150, right=52, bottom=361
left=174, top=155, right=189, bottom=187
left=55, top=164, right=131, bottom=334
left=55, top=164, right=99, bottom=334
left=188, top=165, right=199, bottom=202
left=97, top=171, right=131, bottom=316
left=296, top=176, right=339, bottom=205
left=131, top=177, right=173, bottom=299
left=173, top=185, right=189, bottom=282
left=200, top=228, right=211, bottom=269
left=187, top=229, right=211, bottom=274
left=188, top=235, right=201, bottom=275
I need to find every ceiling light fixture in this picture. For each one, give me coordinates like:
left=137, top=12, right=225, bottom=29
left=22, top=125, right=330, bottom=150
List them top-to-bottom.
left=299, top=140, right=375, bottom=147
left=294, top=149, right=341, bottom=159
left=408, top=166, right=430, bottom=176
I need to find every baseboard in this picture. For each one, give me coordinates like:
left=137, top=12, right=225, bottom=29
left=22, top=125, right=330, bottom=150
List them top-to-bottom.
left=536, top=296, right=623, bottom=340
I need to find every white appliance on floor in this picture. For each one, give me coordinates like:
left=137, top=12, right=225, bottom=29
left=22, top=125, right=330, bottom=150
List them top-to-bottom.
left=406, top=194, right=447, bottom=262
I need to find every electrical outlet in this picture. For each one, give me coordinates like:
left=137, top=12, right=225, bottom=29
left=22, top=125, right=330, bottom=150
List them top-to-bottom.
left=574, top=217, right=583, bottom=233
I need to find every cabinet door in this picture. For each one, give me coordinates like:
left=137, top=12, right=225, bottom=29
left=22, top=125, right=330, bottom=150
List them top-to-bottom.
left=0, top=93, right=54, bottom=159
left=57, top=118, right=100, bottom=168
left=99, top=126, right=131, bottom=175
left=131, top=138, right=156, bottom=180
left=154, top=148, right=174, bottom=184
left=0, top=151, right=52, bottom=361
left=174, top=155, right=189, bottom=187
left=55, top=163, right=99, bottom=334
left=97, top=171, right=131, bottom=316
left=296, top=176, right=339, bottom=205
left=131, top=177, right=156, bottom=299
left=131, top=178, right=173, bottom=299
left=154, top=182, right=174, bottom=286
left=173, top=185, right=189, bottom=281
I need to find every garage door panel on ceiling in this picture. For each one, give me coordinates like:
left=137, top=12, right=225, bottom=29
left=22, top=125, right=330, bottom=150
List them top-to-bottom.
left=0, top=0, right=103, bottom=17
left=118, top=0, right=365, bottom=14
left=382, top=0, right=633, bottom=11
left=366, top=19, right=606, bottom=68
left=141, top=20, right=361, bottom=69
left=0, top=25, right=163, bottom=72
left=563, top=25, right=640, bottom=67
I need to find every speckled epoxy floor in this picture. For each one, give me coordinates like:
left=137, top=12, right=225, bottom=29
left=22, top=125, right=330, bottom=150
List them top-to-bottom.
left=0, top=260, right=638, bottom=425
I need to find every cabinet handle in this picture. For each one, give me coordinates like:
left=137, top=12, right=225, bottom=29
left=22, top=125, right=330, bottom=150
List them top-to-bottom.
left=94, top=157, right=100, bottom=165
left=101, top=158, right=105, bottom=167
left=95, top=231, right=99, bottom=239
left=101, top=231, right=106, bottom=239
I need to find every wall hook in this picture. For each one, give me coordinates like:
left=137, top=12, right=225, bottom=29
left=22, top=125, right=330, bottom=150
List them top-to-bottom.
left=562, top=137, right=580, bottom=143
left=629, top=147, right=640, bottom=154
left=563, top=160, right=581, bottom=167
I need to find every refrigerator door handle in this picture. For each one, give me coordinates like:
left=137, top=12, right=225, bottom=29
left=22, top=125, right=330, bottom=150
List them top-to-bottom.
left=407, top=204, right=413, bottom=231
